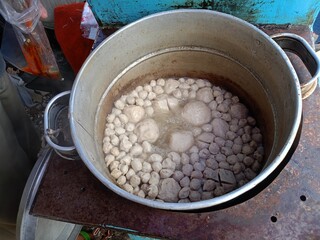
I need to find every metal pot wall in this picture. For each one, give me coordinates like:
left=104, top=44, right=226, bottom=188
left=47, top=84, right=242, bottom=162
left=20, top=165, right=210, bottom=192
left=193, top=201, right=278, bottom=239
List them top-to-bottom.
left=69, top=10, right=319, bottom=211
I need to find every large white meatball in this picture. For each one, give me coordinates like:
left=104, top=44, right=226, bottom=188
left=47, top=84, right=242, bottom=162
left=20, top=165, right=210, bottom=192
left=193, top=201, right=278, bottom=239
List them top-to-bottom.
left=181, top=101, right=211, bottom=126
left=169, top=131, right=194, bottom=152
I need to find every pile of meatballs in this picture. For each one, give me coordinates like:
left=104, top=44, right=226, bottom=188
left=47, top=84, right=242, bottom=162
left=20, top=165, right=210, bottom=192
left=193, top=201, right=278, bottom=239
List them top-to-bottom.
left=103, top=77, right=264, bottom=203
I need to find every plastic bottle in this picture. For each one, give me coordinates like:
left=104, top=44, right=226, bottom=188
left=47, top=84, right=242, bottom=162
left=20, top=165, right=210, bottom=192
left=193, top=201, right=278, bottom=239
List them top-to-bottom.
left=0, top=0, right=62, bottom=79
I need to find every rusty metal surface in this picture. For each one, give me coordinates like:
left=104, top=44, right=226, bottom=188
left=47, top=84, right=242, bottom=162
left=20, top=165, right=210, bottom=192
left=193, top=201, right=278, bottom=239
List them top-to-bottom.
left=31, top=26, right=320, bottom=239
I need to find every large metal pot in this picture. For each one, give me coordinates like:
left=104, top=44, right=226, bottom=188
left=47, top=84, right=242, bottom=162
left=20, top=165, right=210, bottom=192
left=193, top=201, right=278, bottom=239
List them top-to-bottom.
left=69, top=10, right=319, bottom=211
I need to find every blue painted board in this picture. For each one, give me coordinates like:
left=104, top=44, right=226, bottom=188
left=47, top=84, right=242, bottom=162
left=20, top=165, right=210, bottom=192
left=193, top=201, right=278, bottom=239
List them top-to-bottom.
left=88, top=0, right=320, bottom=27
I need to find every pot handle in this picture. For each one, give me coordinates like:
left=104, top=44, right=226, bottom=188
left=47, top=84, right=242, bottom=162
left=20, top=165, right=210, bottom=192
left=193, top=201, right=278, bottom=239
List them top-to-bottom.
left=271, top=33, right=320, bottom=99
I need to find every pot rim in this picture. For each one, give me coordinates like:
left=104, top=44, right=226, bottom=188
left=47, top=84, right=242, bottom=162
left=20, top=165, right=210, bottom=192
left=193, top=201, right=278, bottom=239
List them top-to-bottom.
left=69, top=9, right=302, bottom=210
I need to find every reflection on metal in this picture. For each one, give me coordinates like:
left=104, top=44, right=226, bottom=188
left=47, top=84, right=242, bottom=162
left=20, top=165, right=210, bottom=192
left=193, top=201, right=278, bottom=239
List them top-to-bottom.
left=87, top=0, right=320, bottom=27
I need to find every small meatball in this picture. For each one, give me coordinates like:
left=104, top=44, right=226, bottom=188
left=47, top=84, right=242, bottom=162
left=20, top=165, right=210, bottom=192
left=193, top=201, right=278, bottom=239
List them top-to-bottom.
left=157, top=78, right=166, bottom=86
left=164, top=78, right=180, bottom=94
left=196, top=79, right=206, bottom=88
left=153, top=85, right=164, bottom=95
left=196, top=87, right=214, bottom=103
left=173, top=89, right=182, bottom=99
left=147, top=92, right=157, bottom=100
left=153, top=95, right=170, bottom=112
left=167, top=96, right=180, bottom=110
left=136, top=98, right=144, bottom=107
left=209, top=100, right=218, bottom=110
left=181, top=101, right=211, bottom=126
left=217, top=103, right=229, bottom=113
left=230, top=103, right=249, bottom=119
left=123, top=105, right=145, bottom=123
left=106, top=114, right=115, bottom=123
left=119, top=114, right=129, bottom=124
left=247, top=116, right=256, bottom=126
left=135, top=118, right=159, bottom=143
left=212, top=118, right=229, bottom=139
left=125, top=122, right=135, bottom=132
left=115, top=127, right=126, bottom=135
left=169, top=131, right=194, bottom=152
left=226, top=131, right=237, bottom=140
left=197, top=132, right=215, bottom=143
left=242, top=133, right=251, bottom=143
left=252, top=133, right=263, bottom=143
left=215, top=137, right=225, bottom=147
left=120, top=138, right=133, bottom=152
left=225, top=140, right=233, bottom=148
left=142, top=141, right=152, bottom=153
left=209, top=142, right=220, bottom=154
left=130, top=144, right=143, bottom=156
left=232, top=144, right=242, bottom=155
left=242, top=144, right=254, bottom=155
left=189, top=145, right=199, bottom=153
left=110, top=147, right=120, bottom=157
left=221, top=147, right=233, bottom=156
left=199, top=149, right=210, bottom=159
left=168, top=152, right=181, bottom=166
left=190, top=152, right=199, bottom=164
left=149, top=153, right=163, bottom=162
left=181, top=153, right=190, bottom=165
left=216, top=153, right=226, bottom=162
left=105, top=154, right=115, bottom=167
left=226, top=155, right=238, bottom=165
left=243, top=156, right=254, bottom=166
left=206, top=157, right=219, bottom=169
left=162, top=158, right=176, bottom=170
left=131, top=159, right=142, bottom=172
left=109, top=161, right=119, bottom=171
left=219, top=161, right=231, bottom=170
left=251, top=161, right=262, bottom=172
left=142, top=162, right=152, bottom=173
left=152, top=162, right=162, bottom=172
left=194, top=162, right=206, bottom=172
left=232, top=162, right=242, bottom=174
left=119, top=163, right=129, bottom=175
left=182, top=164, right=193, bottom=176
left=125, top=168, right=135, bottom=180
left=203, top=168, right=219, bottom=181
left=244, top=168, right=257, bottom=180
left=111, top=169, right=122, bottom=179
left=160, top=169, right=174, bottom=178
left=219, top=169, right=237, bottom=186
left=191, top=170, right=203, bottom=179
left=149, top=171, right=160, bottom=185
left=173, top=171, right=184, bottom=181
left=140, top=172, right=151, bottom=183
left=129, top=175, right=141, bottom=187
left=117, top=176, right=126, bottom=186
left=180, top=176, right=191, bottom=188
left=158, top=178, right=181, bottom=202
left=190, top=178, right=201, bottom=190
left=203, top=180, right=217, bottom=191
left=123, top=183, right=134, bottom=193
left=147, top=184, right=159, bottom=198
left=214, top=186, right=225, bottom=197
left=179, top=187, right=190, bottom=199
left=137, top=190, right=146, bottom=198
left=189, top=191, right=201, bottom=202
left=202, top=191, right=214, bottom=200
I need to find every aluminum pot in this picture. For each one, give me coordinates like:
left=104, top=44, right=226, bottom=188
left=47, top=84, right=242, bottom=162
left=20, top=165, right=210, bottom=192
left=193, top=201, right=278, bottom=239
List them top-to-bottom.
left=69, top=10, right=319, bottom=211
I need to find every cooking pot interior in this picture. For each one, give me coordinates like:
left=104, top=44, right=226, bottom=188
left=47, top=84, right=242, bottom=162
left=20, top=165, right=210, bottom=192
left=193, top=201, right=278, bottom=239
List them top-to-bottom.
left=70, top=10, right=301, bottom=209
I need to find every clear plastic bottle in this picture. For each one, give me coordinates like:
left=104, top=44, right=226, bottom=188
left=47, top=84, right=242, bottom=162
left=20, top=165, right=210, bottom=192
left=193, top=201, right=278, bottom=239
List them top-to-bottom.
left=0, top=0, right=62, bottom=79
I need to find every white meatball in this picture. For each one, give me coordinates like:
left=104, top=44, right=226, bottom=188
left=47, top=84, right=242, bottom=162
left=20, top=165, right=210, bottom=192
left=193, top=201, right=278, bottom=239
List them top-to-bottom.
left=164, top=78, right=180, bottom=94
left=196, top=87, right=214, bottom=103
left=181, top=101, right=211, bottom=126
left=123, top=105, right=145, bottom=123
left=135, top=118, right=159, bottom=143
left=169, top=131, right=194, bottom=152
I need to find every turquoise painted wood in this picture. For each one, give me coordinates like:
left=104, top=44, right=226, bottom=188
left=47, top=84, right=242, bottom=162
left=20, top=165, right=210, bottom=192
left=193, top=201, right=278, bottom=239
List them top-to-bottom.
left=88, top=0, right=320, bottom=27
